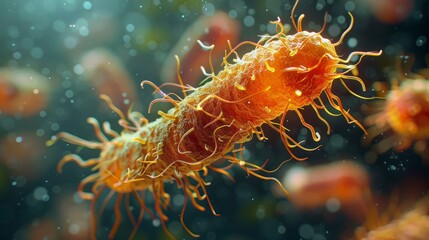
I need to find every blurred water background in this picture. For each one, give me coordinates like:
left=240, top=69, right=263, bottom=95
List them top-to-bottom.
left=1, top=0, right=429, bottom=239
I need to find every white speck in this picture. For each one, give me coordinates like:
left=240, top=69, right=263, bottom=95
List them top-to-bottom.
left=82, top=1, right=92, bottom=10
left=345, top=1, right=356, bottom=12
left=202, top=3, right=215, bottom=16
left=228, top=10, right=238, bottom=18
left=244, top=15, right=255, bottom=27
left=336, top=15, right=346, bottom=24
left=126, top=24, right=135, bottom=32
left=328, top=24, right=341, bottom=38
left=78, top=26, right=89, bottom=36
left=416, top=36, right=427, bottom=47
left=347, top=37, right=358, bottom=48
left=13, top=52, right=21, bottom=59
left=73, top=64, right=84, bottom=75
left=65, top=90, right=74, bottom=98
left=50, top=122, right=60, bottom=131
left=15, top=136, right=23, bottom=143
left=33, top=186, right=50, bottom=201
left=326, top=198, right=341, bottom=212
left=152, top=219, right=160, bottom=227
left=69, top=223, right=80, bottom=235
left=277, top=225, right=286, bottom=234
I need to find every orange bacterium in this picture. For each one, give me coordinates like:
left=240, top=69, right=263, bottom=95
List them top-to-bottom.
left=50, top=1, right=381, bottom=239
left=365, top=55, right=429, bottom=160
left=0, top=68, right=51, bottom=117
left=282, top=161, right=370, bottom=219
left=354, top=181, right=429, bottom=240
left=360, top=198, right=429, bottom=240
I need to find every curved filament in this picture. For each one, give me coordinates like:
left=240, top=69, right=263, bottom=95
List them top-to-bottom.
left=291, top=0, right=300, bottom=32
left=333, top=12, right=354, bottom=47
left=100, top=94, right=127, bottom=122
left=57, top=154, right=98, bottom=173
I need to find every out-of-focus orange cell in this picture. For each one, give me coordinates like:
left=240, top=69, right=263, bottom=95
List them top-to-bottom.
left=365, top=0, right=414, bottom=24
left=161, top=11, right=241, bottom=86
left=80, top=48, right=137, bottom=113
left=0, top=68, right=50, bottom=117
left=365, top=71, right=429, bottom=160
left=386, top=79, right=429, bottom=139
left=0, top=132, right=48, bottom=180
left=282, top=161, right=369, bottom=218
left=350, top=173, right=429, bottom=239
left=18, top=191, right=90, bottom=240
left=56, top=192, right=90, bottom=240
left=356, top=195, right=429, bottom=240
left=25, top=218, right=58, bottom=240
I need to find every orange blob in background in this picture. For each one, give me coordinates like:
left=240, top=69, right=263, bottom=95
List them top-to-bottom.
left=365, top=0, right=414, bottom=24
left=161, top=11, right=241, bottom=86
left=80, top=48, right=138, bottom=113
left=365, top=56, right=429, bottom=161
left=0, top=68, right=51, bottom=117
left=386, top=79, right=429, bottom=140
left=0, top=132, right=49, bottom=180
left=282, top=161, right=370, bottom=219
left=354, top=174, right=429, bottom=239
left=16, top=191, right=90, bottom=240
left=359, top=196, right=429, bottom=240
